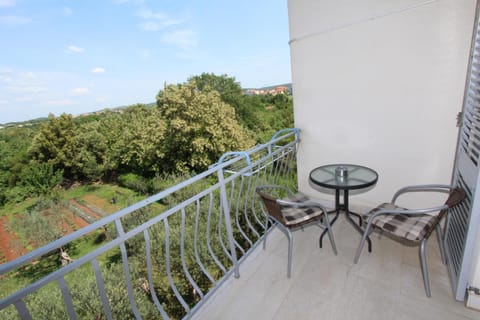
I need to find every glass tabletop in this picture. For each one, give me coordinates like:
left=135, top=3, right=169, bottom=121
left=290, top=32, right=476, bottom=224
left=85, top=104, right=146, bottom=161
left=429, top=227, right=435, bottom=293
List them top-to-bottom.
left=309, top=164, right=378, bottom=190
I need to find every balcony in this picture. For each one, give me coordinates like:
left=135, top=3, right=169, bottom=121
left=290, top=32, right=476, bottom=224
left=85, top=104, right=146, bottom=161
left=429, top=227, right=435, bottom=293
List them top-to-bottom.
left=2, top=1, right=480, bottom=317
left=0, top=129, right=298, bottom=319
left=1, top=129, right=478, bottom=319
left=194, top=218, right=478, bottom=320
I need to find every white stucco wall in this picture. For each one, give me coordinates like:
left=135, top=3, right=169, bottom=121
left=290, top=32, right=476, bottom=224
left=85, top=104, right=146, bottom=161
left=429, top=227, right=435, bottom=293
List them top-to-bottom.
left=288, top=0, right=479, bottom=297
left=288, top=0, right=476, bottom=206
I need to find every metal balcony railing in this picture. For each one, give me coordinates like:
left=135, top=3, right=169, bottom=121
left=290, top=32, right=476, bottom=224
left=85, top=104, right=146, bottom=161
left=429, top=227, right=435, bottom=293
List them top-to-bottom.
left=0, top=128, right=300, bottom=320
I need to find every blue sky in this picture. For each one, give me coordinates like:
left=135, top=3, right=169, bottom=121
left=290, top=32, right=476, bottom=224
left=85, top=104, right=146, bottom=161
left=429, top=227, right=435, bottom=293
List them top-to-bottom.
left=0, top=0, right=291, bottom=123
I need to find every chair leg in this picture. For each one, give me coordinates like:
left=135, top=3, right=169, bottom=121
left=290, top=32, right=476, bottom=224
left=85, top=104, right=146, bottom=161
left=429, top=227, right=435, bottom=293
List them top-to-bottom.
left=322, top=215, right=337, bottom=255
left=263, top=217, right=270, bottom=250
left=272, top=221, right=294, bottom=278
left=354, top=224, right=372, bottom=263
left=436, top=224, right=447, bottom=265
left=326, top=226, right=337, bottom=255
left=287, top=229, right=293, bottom=278
left=419, top=239, right=432, bottom=297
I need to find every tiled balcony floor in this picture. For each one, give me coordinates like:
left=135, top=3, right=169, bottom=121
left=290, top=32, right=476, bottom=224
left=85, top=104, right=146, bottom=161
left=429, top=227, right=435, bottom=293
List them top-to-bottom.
left=193, top=213, right=479, bottom=320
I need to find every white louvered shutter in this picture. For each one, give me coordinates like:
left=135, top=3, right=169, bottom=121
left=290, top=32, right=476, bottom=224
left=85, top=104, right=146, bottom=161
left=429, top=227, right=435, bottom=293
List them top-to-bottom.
left=446, top=1, right=480, bottom=301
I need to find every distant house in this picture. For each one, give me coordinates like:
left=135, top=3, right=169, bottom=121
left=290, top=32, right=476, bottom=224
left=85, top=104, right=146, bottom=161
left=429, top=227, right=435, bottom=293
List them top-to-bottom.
left=244, top=85, right=291, bottom=96
left=274, top=86, right=289, bottom=94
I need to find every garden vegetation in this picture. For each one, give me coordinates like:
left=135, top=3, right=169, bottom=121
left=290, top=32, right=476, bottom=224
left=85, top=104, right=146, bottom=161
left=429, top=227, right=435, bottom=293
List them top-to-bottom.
left=0, top=73, right=293, bottom=319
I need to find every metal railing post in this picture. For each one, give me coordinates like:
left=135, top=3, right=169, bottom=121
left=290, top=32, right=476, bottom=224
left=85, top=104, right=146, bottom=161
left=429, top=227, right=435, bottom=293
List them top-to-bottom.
left=216, top=166, right=240, bottom=278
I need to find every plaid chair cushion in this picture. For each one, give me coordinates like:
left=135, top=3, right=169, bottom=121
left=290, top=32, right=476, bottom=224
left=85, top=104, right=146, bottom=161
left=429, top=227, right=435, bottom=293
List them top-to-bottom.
left=281, top=193, right=323, bottom=226
left=368, top=203, right=439, bottom=241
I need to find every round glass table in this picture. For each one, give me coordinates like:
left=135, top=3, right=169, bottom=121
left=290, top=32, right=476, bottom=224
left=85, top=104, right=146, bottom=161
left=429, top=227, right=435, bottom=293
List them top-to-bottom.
left=309, top=164, right=378, bottom=251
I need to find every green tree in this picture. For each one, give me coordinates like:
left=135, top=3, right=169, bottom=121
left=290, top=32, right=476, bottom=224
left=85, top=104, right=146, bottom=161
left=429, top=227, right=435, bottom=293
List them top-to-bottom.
left=189, top=73, right=259, bottom=130
left=189, top=73, right=243, bottom=106
left=157, top=80, right=254, bottom=173
left=94, top=105, right=166, bottom=177
left=29, top=113, right=81, bottom=180
left=74, top=120, right=110, bottom=181
left=0, top=127, right=36, bottom=204
left=19, top=161, right=63, bottom=196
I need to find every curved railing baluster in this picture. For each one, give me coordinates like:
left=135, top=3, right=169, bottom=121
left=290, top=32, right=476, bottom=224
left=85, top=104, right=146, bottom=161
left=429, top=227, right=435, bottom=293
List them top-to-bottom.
left=250, top=162, right=268, bottom=229
left=243, top=174, right=260, bottom=239
left=234, top=176, right=253, bottom=247
left=206, top=193, right=227, bottom=273
left=194, top=199, right=215, bottom=284
left=218, top=199, right=244, bottom=260
left=217, top=205, right=231, bottom=259
left=180, top=208, right=204, bottom=299
left=163, top=218, right=190, bottom=313
left=115, top=219, right=142, bottom=320
left=143, top=230, right=169, bottom=320
left=91, top=259, right=113, bottom=320
left=57, top=277, right=76, bottom=320
left=13, top=300, right=32, bottom=320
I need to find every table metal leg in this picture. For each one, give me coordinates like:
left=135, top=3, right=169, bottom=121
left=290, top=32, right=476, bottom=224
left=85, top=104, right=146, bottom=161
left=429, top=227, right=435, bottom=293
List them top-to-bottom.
left=319, top=189, right=372, bottom=253
left=348, top=211, right=363, bottom=226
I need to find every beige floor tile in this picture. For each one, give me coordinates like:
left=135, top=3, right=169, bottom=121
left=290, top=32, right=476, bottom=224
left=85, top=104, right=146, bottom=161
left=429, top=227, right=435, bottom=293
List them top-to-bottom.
left=192, top=217, right=479, bottom=320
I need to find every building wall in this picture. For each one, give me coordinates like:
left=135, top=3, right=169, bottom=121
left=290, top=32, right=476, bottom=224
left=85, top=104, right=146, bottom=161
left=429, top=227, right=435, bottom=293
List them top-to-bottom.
left=288, top=0, right=478, bottom=296
left=288, top=0, right=475, bottom=205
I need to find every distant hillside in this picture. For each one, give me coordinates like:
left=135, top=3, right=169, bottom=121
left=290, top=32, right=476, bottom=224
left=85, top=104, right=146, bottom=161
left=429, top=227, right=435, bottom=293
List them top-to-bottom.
left=259, top=83, right=292, bottom=92
left=1, top=84, right=290, bottom=127
left=0, top=117, right=49, bottom=129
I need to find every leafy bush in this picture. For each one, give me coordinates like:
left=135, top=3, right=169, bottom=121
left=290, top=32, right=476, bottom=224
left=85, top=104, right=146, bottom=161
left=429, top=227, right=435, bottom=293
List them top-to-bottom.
left=118, top=173, right=149, bottom=194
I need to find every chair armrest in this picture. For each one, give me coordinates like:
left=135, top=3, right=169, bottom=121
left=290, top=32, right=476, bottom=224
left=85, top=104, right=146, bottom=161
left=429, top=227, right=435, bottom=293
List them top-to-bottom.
left=392, top=184, right=453, bottom=204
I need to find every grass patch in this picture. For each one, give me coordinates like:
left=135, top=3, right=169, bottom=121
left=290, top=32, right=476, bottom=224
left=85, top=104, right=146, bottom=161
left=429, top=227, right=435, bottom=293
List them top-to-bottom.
left=65, top=184, right=141, bottom=206
left=0, top=197, right=37, bottom=217
left=69, top=229, right=108, bottom=259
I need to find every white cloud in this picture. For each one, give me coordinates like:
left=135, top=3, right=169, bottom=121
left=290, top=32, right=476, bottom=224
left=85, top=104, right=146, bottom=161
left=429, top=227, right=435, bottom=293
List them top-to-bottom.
left=0, top=0, right=15, bottom=8
left=135, top=6, right=183, bottom=31
left=63, top=7, right=73, bottom=16
left=136, top=7, right=168, bottom=20
left=0, top=15, right=30, bottom=26
left=139, top=21, right=164, bottom=32
left=161, top=29, right=198, bottom=51
left=65, top=45, right=85, bottom=54
left=139, top=49, right=151, bottom=61
left=92, top=67, right=106, bottom=74
left=2, top=71, right=47, bottom=94
left=21, top=71, right=38, bottom=80
left=0, top=74, right=12, bottom=83
left=7, top=85, right=47, bottom=94
left=71, top=87, right=90, bottom=95
left=95, top=95, right=107, bottom=103
left=16, top=97, right=33, bottom=102
left=47, top=99, right=74, bottom=106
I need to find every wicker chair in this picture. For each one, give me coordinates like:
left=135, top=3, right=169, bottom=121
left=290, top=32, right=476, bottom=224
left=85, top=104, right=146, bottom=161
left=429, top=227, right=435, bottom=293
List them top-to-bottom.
left=354, top=184, right=465, bottom=297
left=256, top=185, right=337, bottom=277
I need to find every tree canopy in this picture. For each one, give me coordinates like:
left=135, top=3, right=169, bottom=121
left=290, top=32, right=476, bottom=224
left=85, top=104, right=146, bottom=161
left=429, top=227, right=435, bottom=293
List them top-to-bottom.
left=0, top=73, right=293, bottom=205
left=157, top=80, right=254, bottom=173
left=29, top=113, right=80, bottom=179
